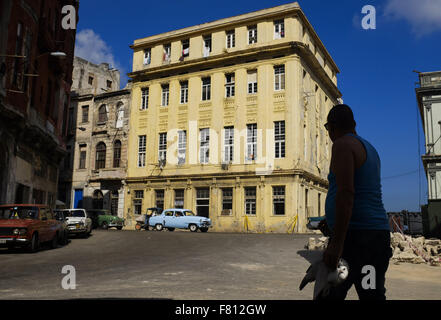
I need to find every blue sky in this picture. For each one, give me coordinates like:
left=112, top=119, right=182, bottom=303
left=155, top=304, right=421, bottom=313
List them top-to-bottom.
left=74, top=0, right=441, bottom=212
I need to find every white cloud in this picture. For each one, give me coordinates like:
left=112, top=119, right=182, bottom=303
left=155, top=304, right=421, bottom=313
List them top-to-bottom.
left=384, top=0, right=441, bottom=36
left=74, top=29, right=120, bottom=70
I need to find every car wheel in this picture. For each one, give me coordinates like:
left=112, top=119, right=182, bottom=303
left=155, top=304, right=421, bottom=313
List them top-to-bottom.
left=101, top=222, right=109, bottom=230
left=135, top=223, right=142, bottom=231
left=155, top=224, right=163, bottom=231
left=189, top=224, right=198, bottom=232
left=117, top=226, right=123, bottom=230
left=200, top=227, right=208, bottom=233
left=167, top=228, right=175, bottom=232
left=28, top=233, right=40, bottom=253
left=50, top=233, right=58, bottom=249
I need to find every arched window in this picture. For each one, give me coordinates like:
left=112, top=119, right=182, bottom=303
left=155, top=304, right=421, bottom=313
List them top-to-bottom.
left=98, top=105, right=107, bottom=123
left=113, top=140, right=121, bottom=168
left=95, top=142, right=106, bottom=169
left=93, top=190, right=104, bottom=209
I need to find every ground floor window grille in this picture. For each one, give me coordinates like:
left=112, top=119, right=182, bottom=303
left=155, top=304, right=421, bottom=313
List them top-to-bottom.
left=273, top=186, right=285, bottom=215
left=245, top=187, right=256, bottom=215
left=196, top=188, right=210, bottom=218
left=222, top=188, right=233, bottom=215
left=174, top=189, right=184, bottom=208
left=133, top=190, right=144, bottom=215
left=155, top=190, right=164, bottom=210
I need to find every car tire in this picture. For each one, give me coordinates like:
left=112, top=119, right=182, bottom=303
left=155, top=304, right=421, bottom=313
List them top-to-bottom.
left=101, top=222, right=109, bottom=230
left=135, top=223, right=142, bottom=231
left=155, top=224, right=163, bottom=231
left=189, top=224, right=198, bottom=232
left=117, top=226, right=123, bottom=230
left=200, top=227, right=208, bottom=233
left=167, top=228, right=175, bottom=232
left=28, top=233, right=40, bottom=253
left=50, top=233, right=58, bottom=249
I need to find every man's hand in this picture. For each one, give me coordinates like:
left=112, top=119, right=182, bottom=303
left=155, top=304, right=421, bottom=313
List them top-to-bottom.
left=318, top=219, right=331, bottom=237
left=323, top=239, right=343, bottom=270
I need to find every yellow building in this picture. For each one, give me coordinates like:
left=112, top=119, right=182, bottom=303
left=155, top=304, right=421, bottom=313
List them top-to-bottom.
left=124, top=2, right=342, bottom=233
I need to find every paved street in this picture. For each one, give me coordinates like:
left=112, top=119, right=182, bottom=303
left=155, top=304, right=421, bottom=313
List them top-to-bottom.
left=0, top=229, right=440, bottom=300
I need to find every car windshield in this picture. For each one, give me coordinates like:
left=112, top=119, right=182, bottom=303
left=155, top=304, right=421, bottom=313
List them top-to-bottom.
left=0, top=207, right=38, bottom=220
left=68, top=210, right=85, bottom=217
left=183, top=210, right=195, bottom=216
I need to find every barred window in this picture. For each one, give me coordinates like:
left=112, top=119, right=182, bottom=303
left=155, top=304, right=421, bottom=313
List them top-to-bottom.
left=248, top=25, right=257, bottom=44
left=275, top=121, right=285, bottom=159
left=138, top=135, right=146, bottom=167
left=273, top=186, right=285, bottom=215
left=245, top=187, right=256, bottom=215
left=222, top=188, right=233, bottom=215
left=174, top=189, right=184, bottom=209
left=133, top=190, right=143, bottom=216
left=155, top=190, right=164, bottom=210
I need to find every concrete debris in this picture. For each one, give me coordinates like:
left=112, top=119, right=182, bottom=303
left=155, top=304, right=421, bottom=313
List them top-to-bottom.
left=305, top=233, right=441, bottom=266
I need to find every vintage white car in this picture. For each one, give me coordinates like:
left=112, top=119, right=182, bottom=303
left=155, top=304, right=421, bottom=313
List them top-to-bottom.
left=54, top=209, right=93, bottom=237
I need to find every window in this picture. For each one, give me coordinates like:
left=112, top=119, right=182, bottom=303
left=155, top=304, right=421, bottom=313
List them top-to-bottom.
left=274, top=19, right=285, bottom=39
left=12, top=23, right=23, bottom=88
left=248, top=25, right=257, bottom=44
left=226, top=30, right=235, bottom=48
left=203, top=35, right=211, bottom=57
left=181, top=39, right=189, bottom=59
left=163, top=43, right=171, bottom=63
left=144, top=48, right=151, bottom=65
left=274, top=65, right=285, bottom=91
left=247, top=70, right=257, bottom=94
left=225, top=73, right=235, bottom=98
left=88, top=76, right=94, bottom=85
left=202, top=77, right=211, bottom=101
left=107, top=80, right=112, bottom=88
left=180, top=81, right=188, bottom=104
left=161, top=84, right=169, bottom=106
left=141, top=88, right=149, bottom=109
left=116, top=104, right=124, bottom=129
left=81, top=105, right=89, bottom=123
left=98, top=105, right=107, bottom=123
left=275, top=121, right=285, bottom=158
left=247, top=124, right=257, bottom=161
left=224, top=126, right=234, bottom=163
left=200, top=128, right=210, bottom=164
left=178, top=130, right=186, bottom=165
left=159, top=133, right=167, bottom=162
left=138, top=135, right=146, bottom=167
left=113, top=140, right=121, bottom=168
left=95, top=142, right=106, bottom=169
left=79, top=149, right=86, bottom=169
left=273, top=186, right=285, bottom=215
left=245, top=187, right=256, bottom=215
left=196, top=188, right=210, bottom=218
left=222, top=188, right=233, bottom=215
left=174, top=189, right=184, bottom=209
left=93, top=190, right=104, bottom=209
left=133, top=190, right=144, bottom=215
left=155, top=190, right=164, bottom=210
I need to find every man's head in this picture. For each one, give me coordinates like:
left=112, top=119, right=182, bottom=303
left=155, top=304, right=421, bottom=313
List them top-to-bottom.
left=325, top=104, right=356, bottom=142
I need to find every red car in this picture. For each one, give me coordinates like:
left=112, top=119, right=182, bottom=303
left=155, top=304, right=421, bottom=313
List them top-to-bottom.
left=0, top=204, right=66, bottom=252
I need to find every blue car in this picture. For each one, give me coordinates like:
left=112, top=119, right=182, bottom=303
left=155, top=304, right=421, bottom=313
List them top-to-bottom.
left=149, top=208, right=212, bottom=232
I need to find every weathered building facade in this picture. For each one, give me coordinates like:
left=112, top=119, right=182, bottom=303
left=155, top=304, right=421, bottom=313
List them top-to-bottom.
left=0, top=0, right=78, bottom=206
left=125, top=2, right=341, bottom=232
left=66, top=57, right=130, bottom=218
left=417, top=71, right=441, bottom=238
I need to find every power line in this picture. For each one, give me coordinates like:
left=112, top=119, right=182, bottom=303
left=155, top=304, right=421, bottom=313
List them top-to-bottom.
left=382, top=169, right=419, bottom=180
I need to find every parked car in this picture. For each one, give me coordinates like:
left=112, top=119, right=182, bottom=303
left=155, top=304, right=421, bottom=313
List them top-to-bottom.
left=0, top=204, right=66, bottom=252
left=135, top=207, right=163, bottom=231
left=148, top=208, right=212, bottom=232
left=54, top=209, right=92, bottom=237
left=87, top=209, right=124, bottom=230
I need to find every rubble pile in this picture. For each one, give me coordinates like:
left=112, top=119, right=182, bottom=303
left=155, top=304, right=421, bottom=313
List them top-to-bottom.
left=305, top=233, right=441, bottom=266
left=390, top=233, right=441, bottom=266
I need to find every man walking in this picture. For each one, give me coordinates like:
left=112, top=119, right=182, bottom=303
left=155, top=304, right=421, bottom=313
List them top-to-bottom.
left=321, top=104, right=392, bottom=300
